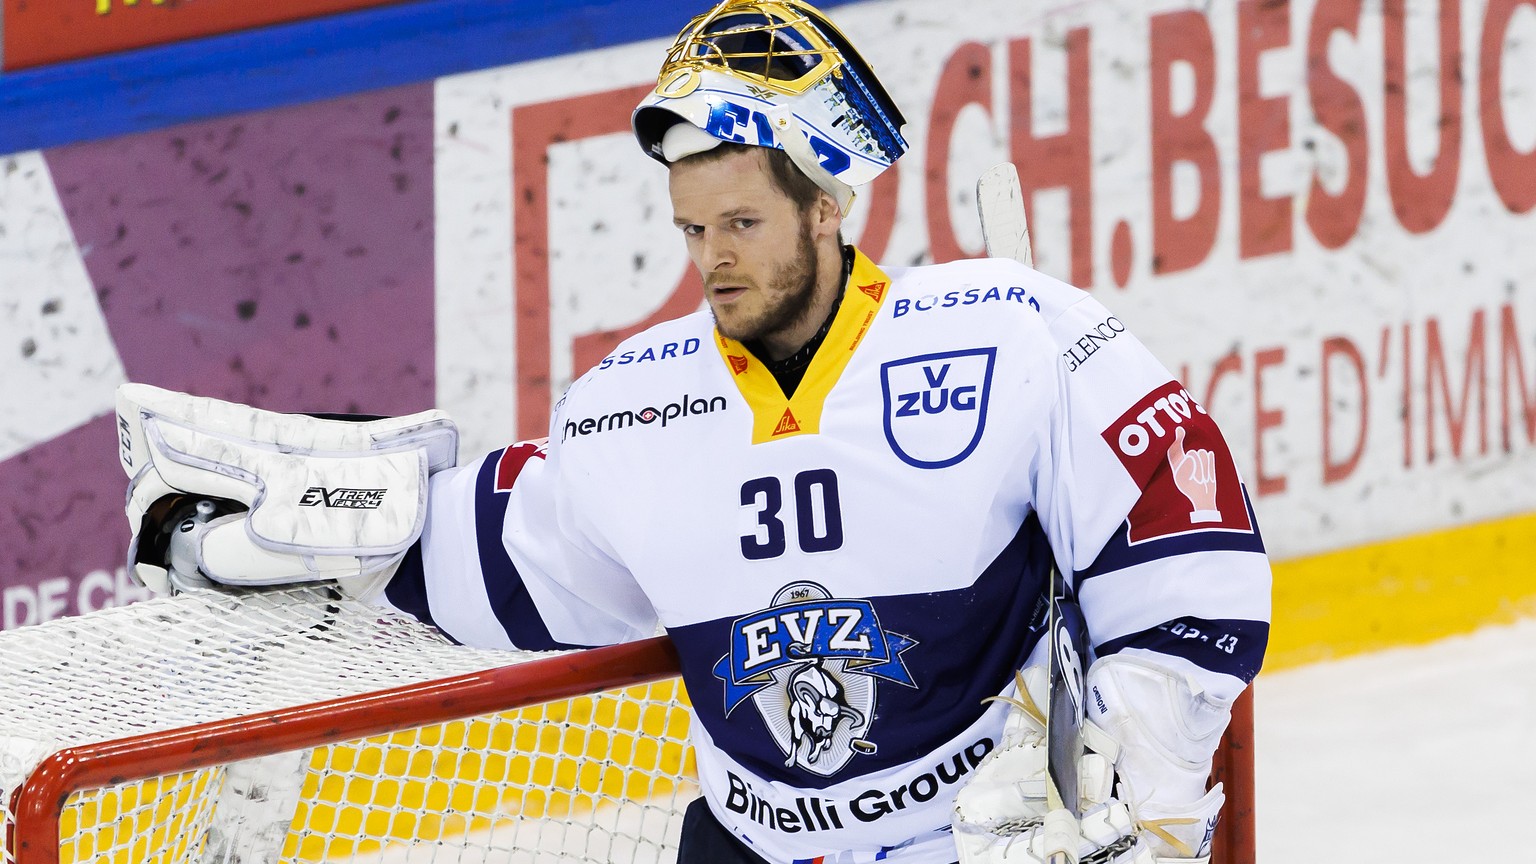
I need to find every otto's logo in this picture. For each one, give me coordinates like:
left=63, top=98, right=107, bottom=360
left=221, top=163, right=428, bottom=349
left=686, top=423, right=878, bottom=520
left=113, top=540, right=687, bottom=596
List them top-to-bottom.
left=880, top=348, right=996, bottom=469
left=1101, top=381, right=1253, bottom=543
left=1110, top=386, right=1204, bottom=459
left=563, top=394, right=727, bottom=440
left=299, top=487, right=386, bottom=509
left=713, top=582, right=918, bottom=777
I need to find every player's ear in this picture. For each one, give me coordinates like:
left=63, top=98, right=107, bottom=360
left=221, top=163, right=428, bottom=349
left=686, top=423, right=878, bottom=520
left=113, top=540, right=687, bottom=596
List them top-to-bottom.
left=808, top=189, right=843, bottom=241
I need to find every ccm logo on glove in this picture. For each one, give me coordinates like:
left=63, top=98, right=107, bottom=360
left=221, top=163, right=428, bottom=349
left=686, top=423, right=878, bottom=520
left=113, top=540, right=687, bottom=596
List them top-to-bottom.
left=298, top=487, right=387, bottom=509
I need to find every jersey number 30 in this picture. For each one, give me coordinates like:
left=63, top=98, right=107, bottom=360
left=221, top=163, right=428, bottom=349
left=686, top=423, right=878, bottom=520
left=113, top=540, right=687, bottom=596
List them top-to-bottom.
left=740, top=469, right=844, bottom=560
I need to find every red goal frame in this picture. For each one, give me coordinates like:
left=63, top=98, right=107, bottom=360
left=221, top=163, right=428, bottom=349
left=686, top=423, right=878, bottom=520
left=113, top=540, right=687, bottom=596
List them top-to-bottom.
left=6, top=637, right=1255, bottom=863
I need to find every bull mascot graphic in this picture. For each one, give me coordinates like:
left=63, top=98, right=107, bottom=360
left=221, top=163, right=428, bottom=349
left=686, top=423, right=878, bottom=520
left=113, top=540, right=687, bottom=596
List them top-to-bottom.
left=714, top=582, right=918, bottom=776
left=785, top=657, right=867, bottom=767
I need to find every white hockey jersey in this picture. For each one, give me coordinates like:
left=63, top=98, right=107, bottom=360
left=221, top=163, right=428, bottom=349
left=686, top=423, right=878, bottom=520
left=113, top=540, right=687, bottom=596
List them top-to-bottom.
left=384, top=249, right=1271, bottom=864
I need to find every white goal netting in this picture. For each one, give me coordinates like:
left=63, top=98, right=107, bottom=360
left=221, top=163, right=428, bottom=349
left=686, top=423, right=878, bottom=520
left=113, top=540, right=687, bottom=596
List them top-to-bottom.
left=0, top=586, right=697, bottom=864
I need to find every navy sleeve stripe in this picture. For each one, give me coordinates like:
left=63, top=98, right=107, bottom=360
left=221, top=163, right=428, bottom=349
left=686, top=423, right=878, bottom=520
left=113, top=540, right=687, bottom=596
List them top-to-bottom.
left=471, top=452, right=592, bottom=651
left=1076, top=487, right=1266, bottom=584
left=383, top=539, right=449, bottom=638
left=1094, top=616, right=1268, bottom=683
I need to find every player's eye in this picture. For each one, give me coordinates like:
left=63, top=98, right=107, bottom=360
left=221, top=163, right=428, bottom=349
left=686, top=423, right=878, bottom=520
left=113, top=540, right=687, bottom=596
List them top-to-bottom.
left=731, top=218, right=757, bottom=231
left=679, top=224, right=703, bottom=236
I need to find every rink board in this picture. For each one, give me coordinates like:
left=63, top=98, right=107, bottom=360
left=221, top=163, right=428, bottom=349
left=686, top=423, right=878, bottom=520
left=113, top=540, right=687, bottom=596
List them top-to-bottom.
left=0, top=6, right=1532, bottom=852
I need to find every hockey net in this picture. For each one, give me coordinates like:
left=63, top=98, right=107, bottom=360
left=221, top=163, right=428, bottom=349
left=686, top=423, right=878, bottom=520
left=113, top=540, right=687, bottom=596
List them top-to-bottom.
left=0, top=586, right=1255, bottom=864
left=0, top=587, right=695, bottom=864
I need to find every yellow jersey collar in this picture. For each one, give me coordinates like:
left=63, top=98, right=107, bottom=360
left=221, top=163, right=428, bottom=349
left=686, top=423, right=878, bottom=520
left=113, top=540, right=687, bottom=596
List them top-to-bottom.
left=714, top=248, right=892, bottom=443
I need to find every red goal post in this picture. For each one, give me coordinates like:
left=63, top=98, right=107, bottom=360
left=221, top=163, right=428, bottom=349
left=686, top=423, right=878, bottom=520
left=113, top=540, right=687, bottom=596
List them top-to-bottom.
left=0, top=588, right=1255, bottom=864
left=6, top=638, right=686, bottom=864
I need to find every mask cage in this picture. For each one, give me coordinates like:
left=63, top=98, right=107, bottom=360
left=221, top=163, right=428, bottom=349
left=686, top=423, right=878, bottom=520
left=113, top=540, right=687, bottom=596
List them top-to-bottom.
left=654, top=1, right=908, bottom=163
left=662, top=3, right=840, bottom=96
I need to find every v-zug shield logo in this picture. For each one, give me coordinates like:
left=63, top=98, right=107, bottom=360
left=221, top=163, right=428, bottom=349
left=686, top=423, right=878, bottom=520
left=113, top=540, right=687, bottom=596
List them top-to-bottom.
left=881, top=348, right=996, bottom=469
left=712, top=582, right=919, bottom=776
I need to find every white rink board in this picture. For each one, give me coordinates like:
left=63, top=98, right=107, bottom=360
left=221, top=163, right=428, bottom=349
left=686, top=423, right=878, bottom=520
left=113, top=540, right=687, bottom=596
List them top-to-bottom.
left=0, top=0, right=1529, bottom=571
left=432, top=0, right=1536, bottom=561
left=0, top=152, right=128, bottom=464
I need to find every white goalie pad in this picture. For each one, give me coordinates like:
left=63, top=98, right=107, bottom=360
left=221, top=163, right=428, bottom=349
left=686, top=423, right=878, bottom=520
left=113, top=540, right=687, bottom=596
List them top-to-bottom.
left=117, top=383, right=458, bottom=592
left=956, top=656, right=1234, bottom=864
left=1084, top=656, right=1232, bottom=806
left=1085, top=656, right=1234, bottom=861
left=954, top=667, right=1126, bottom=863
left=1134, top=784, right=1224, bottom=863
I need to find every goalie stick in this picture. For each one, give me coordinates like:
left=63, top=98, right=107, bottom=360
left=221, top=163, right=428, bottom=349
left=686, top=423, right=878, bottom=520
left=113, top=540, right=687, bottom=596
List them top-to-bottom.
left=976, top=162, right=1033, bottom=268
left=976, top=163, right=1086, bottom=864
left=1040, top=571, right=1090, bottom=864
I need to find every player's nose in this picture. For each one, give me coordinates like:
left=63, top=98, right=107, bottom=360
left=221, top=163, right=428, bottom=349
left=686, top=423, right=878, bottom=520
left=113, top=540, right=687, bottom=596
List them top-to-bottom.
left=701, top=229, right=736, bottom=271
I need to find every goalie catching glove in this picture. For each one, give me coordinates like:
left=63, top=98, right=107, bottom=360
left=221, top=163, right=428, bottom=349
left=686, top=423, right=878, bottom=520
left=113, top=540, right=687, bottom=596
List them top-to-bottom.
left=116, top=383, right=458, bottom=599
left=953, top=657, right=1231, bottom=863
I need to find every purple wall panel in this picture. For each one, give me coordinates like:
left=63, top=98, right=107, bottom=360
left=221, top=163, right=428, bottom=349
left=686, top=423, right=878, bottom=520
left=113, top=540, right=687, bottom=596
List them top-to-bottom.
left=0, top=83, right=437, bottom=626
left=50, top=85, right=438, bottom=410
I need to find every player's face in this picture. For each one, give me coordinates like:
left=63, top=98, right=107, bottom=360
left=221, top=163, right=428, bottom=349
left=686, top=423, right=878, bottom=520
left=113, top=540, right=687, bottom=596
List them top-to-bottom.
left=669, top=149, right=828, bottom=354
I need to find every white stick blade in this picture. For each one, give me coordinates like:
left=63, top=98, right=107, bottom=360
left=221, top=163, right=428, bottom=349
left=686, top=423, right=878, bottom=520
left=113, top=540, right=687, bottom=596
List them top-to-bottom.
left=975, top=162, right=1033, bottom=267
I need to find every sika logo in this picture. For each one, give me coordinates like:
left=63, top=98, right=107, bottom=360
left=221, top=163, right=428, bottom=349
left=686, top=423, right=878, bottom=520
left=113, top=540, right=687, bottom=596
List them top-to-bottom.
left=858, top=281, right=887, bottom=302
left=563, top=394, right=727, bottom=440
left=773, top=409, right=802, bottom=436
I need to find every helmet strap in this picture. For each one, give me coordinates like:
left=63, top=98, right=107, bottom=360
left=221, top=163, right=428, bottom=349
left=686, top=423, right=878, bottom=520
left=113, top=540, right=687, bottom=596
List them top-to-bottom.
left=766, top=106, right=856, bottom=215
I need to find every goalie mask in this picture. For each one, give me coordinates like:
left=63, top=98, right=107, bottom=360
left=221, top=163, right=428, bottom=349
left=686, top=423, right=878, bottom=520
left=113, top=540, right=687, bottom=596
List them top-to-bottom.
left=632, top=0, right=908, bottom=214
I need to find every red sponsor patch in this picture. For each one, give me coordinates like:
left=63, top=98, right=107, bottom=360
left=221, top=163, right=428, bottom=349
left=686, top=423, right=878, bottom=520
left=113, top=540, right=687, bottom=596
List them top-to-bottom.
left=859, top=281, right=887, bottom=302
left=728, top=354, right=750, bottom=375
left=1100, top=382, right=1251, bottom=543
left=772, top=409, right=802, bottom=436
left=493, top=439, right=547, bottom=493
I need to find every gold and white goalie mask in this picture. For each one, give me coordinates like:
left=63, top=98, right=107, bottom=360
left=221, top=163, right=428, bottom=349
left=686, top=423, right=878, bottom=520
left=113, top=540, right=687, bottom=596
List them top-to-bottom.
left=631, top=0, right=908, bottom=214
left=116, top=383, right=457, bottom=598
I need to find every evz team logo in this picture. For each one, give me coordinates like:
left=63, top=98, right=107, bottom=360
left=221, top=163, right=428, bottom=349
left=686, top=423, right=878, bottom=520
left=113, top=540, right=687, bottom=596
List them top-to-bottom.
left=880, top=348, right=996, bottom=469
left=713, top=582, right=918, bottom=776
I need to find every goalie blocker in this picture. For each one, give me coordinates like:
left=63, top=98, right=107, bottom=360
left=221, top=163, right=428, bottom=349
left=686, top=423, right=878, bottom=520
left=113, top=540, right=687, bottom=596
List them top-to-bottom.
left=116, top=383, right=458, bottom=597
left=953, top=657, right=1230, bottom=864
